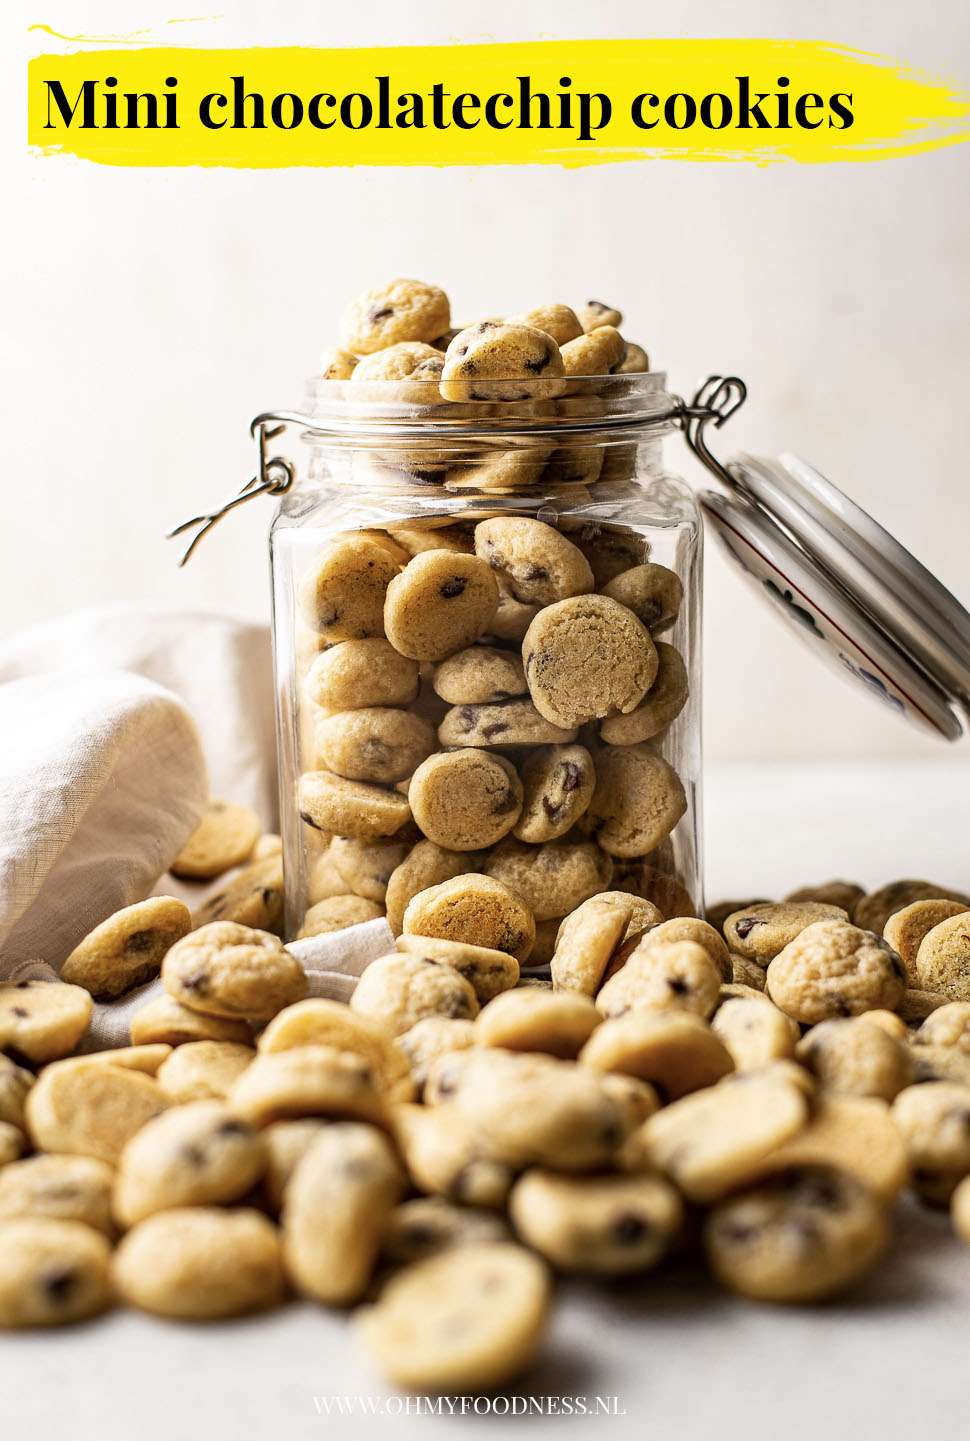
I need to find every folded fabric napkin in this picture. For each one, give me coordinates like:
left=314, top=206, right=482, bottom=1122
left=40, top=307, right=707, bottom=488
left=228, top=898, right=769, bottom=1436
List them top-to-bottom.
left=0, top=607, right=394, bottom=1047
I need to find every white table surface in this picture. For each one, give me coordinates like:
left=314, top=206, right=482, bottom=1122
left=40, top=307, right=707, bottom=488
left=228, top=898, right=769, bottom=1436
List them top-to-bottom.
left=5, top=756, right=970, bottom=1441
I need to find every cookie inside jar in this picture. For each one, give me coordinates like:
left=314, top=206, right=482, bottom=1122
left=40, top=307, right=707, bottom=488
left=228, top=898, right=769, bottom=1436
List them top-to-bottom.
left=270, top=280, right=702, bottom=952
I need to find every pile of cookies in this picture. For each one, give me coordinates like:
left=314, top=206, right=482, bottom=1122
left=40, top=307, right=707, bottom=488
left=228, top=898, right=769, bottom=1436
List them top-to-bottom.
left=3, top=855, right=970, bottom=1395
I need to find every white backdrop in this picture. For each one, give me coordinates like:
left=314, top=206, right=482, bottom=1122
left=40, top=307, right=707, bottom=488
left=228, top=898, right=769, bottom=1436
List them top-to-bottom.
left=8, top=0, right=970, bottom=762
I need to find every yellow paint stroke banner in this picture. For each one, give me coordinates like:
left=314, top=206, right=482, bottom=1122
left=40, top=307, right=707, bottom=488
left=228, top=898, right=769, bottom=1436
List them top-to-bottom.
left=27, top=37, right=970, bottom=168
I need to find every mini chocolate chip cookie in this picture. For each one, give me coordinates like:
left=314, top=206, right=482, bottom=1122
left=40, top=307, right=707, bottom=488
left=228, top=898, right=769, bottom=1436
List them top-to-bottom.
left=341, top=278, right=450, bottom=354
left=577, top=299, right=623, bottom=331
left=506, top=304, right=584, bottom=345
left=440, top=321, right=567, bottom=402
left=560, top=325, right=626, bottom=377
left=352, top=341, right=445, bottom=382
left=616, top=341, right=649, bottom=373
left=318, top=346, right=357, bottom=380
left=474, top=518, right=594, bottom=606
left=298, top=536, right=401, bottom=640
left=384, top=550, right=499, bottom=662
left=600, top=563, right=683, bottom=633
left=523, top=595, right=657, bottom=728
left=305, top=637, right=420, bottom=712
left=598, top=642, right=689, bottom=746
left=432, top=645, right=528, bottom=704
left=437, top=697, right=579, bottom=749
left=315, top=707, right=435, bottom=784
left=514, top=743, right=596, bottom=843
left=585, top=746, right=687, bottom=859
left=408, top=748, right=523, bottom=850
left=298, top=770, right=412, bottom=839
left=170, top=799, right=261, bottom=881
left=328, top=834, right=414, bottom=904
left=484, top=837, right=613, bottom=922
left=384, top=841, right=469, bottom=936
left=191, top=853, right=285, bottom=933
left=403, top=874, right=535, bottom=961
left=853, top=879, right=970, bottom=935
left=785, top=880, right=866, bottom=912
left=551, top=892, right=636, bottom=995
left=297, top=895, right=385, bottom=938
left=60, top=897, right=192, bottom=1001
left=883, top=899, right=970, bottom=984
left=724, top=902, right=851, bottom=963
left=915, top=913, right=970, bottom=1001
left=766, top=920, right=907, bottom=1024
left=162, top=923, right=307, bottom=1022
left=396, top=934, right=519, bottom=1003
left=597, top=940, right=722, bottom=1021
left=350, top=953, right=480, bottom=1036
left=0, top=980, right=93, bottom=1064
left=475, top=987, right=601, bottom=1058
left=129, top=993, right=254, bottom=1048
left=710, top=996, right=800, bottom=1071
left=915, top=1002, right=970, bottom=1054
left=580, top=1009, right=734, bottom=1100
left=395, top=1017, right=478, bottom=1095
left=794, top=1017, right=912, bottom=1101
left=155, top=1041, right=255, bottom=1103
left=228, top=1044, right=386, bottom=1127
left=0, top=1055, right=33, bottom=1130
left=25, top=1059, right=170, bottom=1165
left=891, top=1081, right=970, bottom=1205
left=283, top=1122, right=404, bottom=1304
left=0, top=1155, right=115, bottom=1234
left=704, top=1163, right=890, bottom=1303
left=509, top=1167, right=682, bottom=1275
left=381, top=1196, right=512, bottom=1266
left=113, top=1206, right=284, bottom=1318
left=0, top=1218, right=113, bottom=1328
left=355, top=1243, right=551, bottom=1394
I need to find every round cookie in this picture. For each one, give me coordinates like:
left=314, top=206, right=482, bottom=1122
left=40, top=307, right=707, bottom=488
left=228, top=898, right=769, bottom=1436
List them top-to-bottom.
left=341, top=278, right=450, bottom=355
left=577, top=299, right=623, bottom=331
left=506, top=304, right=583, bottom=346
left=440, top=321, right=567, bottom=402
left=560, top=325, right=626, bottom=376
left=352, top=341, right=444, bottom=382
left=616, top=341, right=649, bottom=373
left=319, top=346, right=357, bottom=381
left=474, top=518, right=594, bottom=606
left=387, top=520, right=475, bottom=557
left=569, top=521, right=650, bottom=588
left=297, top=536, right=400, bottom=641
left=384, top=551, right=499, bottom=662
left=601, top=563, right=683, bottom=633
left=488, top=591, right=541, bottom=643
left=523, top=595, right=657, bottom=728
left=306, top=639, right=420, bottom=712
left=599, top=643, right=689, bottom=745
left=432, top=645, right=528, bottom=704
left=437, top=698, right=578, bottom=749
left=316, top=707, right=435, bottom=784
left=514, top=744, right=596, bottom=843
left=585, top=746, right=687, bottom=859
left=408, top=749, right=523, bottom=851
left=298, top=770, right=411, bottom=839
left=170, top=799, right=261, bottom=880
left=329, top=834, right=414, bottom=904
left=484, top=838, right=613, bottom=922
left=385, top=841, right=469, bottom=936
left=191, top=853, right=284, bottom=934
left=613, top=862, right=697, bottom=921
left=403, top=870, right=536, bottom=962
left=853, top=879, right=970, bottom=935
left=785, top=880, right=866, bottom=912
left=551, top=892, right=636, bottom=995
left=297, top=895, right=385, bottom=938
left=60, top=897, right=192, bottom=1001
left=884, top=899, right=970, bottom=983
left=724, top=902, right=851, bottom=963
left=915, top=913, right=970, bottom=1001
left=636, top=917, right=731, bottom=982
left=765, top=920, right=907, bottom=1024
left=162, top=922, right=307, bottom=1022
left=396, top=934, right=519, bottom=1003
left=596, top=940, right=721, bottom=1021
left=350, top=953, right=479, bottom=1036
left=0, top=980, right=93, bottom=1063
left=475, top=987, right=601, bottom=1059
left=130, top=993, right=254, bottom=1048
left=258, top=996, right=402, bottom=1079
left=711, top=996, right=800, bottom=1071
left=916, top=1002, right=970, bottom=1054
left=580, top=1009, right=734, bottom=1100
left=395, top=1017, right=478, bottom=1095
left=794, top=1017, right=912, bottom=1101
left=155, top=1041, right=256, bottom=1103
left=228, top=1044, right=386, bottom=1127
left=0, top=1055, right=33, bottom=1130
left=25, top=1059, right=170, bottom=1165
left=636, top=1070, right=809, bottom=1202
left=891, top=1081, right=970, bottom=1205
left=758, top=1092, right=907, bottom=1205
left=392, top=1100, right=515, bottom=1210
left=114, top=1101, right=266, bottom=1226
left=260, top=1119, right=328, bottom=1212
left=283, top=1122, right=404, bottom=1305
left=0, top=1123, right=23, bottom=1166
left=0, top=1154, right=114, bottom=1233
left=704, top=1163, right=890, bottom=1303
left=509, top=1168, right=682, bottom=1275
left=381, top=1196, right=512, bottom=1266
left=113, top=1207, right=284, bottom=1319
left=0, top=1218, right=113, bottom=1328
left=355, top=1243, right=551, bottom=1394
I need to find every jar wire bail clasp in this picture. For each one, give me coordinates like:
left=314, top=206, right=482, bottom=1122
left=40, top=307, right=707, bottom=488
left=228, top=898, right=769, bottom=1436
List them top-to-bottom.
left=677, top=375, right=747, bottom=486
left=166, top=415, right=295, bottom=566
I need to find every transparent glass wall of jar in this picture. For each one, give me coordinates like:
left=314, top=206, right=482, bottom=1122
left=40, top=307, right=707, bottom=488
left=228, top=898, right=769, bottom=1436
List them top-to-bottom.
left=269, top=372, right=703, bottom=952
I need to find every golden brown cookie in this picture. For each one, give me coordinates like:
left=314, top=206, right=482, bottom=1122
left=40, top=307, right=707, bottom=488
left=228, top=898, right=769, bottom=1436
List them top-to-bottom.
left=170, top=799, right=261, bottom=880
left=403, top=874, right=535, bottom=962
left=61, top=897, right=192, bottom=1001
left=162, top=922, right=307, bottom=1022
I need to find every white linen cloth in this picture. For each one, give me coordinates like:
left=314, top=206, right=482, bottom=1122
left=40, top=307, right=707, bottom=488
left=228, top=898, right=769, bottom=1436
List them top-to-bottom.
left=0, top=607, right=393, bottom=1046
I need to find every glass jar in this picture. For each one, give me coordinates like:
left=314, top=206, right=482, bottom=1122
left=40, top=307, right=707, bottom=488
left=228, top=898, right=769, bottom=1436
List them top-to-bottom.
left=266, top=370, right=706, bottom=955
